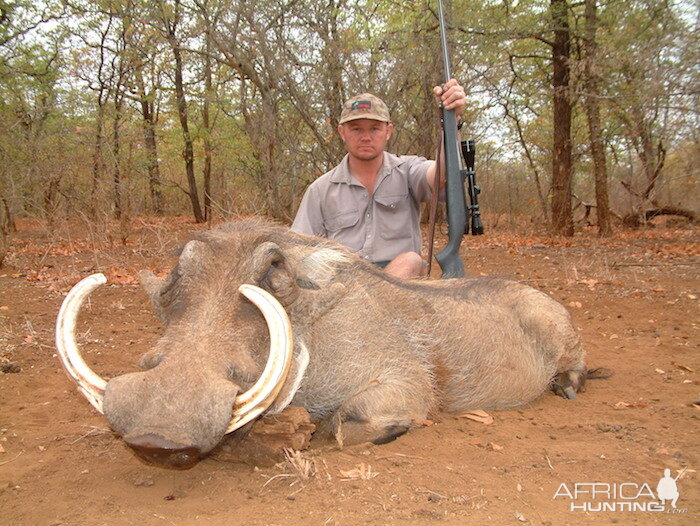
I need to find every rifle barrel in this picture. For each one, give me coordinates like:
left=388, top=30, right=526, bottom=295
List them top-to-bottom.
left=437, top=0, right=452, bottom=82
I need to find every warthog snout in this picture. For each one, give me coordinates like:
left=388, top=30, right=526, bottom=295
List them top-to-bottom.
left=103, top=368, right=241, bottom=466
left=124, top=433, right=201, bottom=469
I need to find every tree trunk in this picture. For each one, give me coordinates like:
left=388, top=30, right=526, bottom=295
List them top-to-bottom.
left=164, top=0, right=203, bottom=223
left=321, top=0, right=346, bottom=166
left=550, top=0, right=574, bottom=236
left=583, top=0, right=612, bottom=236
left=202, top=26, right=213, bottom=223
left=136, top=71, right=164, bottom=215
left=258, top=90, right=284, bottom=220
left=112, top=92, right=123, bottom=219
left=90, top=99, right=106, bottom=217
left=503, top=99, right=550, bottom=229
left=631, top=104, right=667, bottom=203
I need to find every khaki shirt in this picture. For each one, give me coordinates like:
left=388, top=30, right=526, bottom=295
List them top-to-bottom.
left=291, top=152, right=435, bottom=263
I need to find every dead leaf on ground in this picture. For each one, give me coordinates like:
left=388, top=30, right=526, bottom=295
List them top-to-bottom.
left=580, top=279, right=598, bottom=290
left=23, top=336, right=34, bottom=344
left=671, top=361, right=694, bottom=372
left=459, top=410, right=494, bottom=425
left=488, top=442, right=503, bottom=451
left=338, top=463, right=378, bottom=480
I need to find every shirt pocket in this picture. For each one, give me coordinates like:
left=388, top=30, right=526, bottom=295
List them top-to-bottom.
left=374, top=193, right=412, bottom=241
left=325, top=209, right=362, bottom=250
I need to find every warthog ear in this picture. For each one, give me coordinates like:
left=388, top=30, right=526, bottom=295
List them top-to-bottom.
left=251, top=242, right=299, bottom=306
left=251, top=242, right=348, bottom=320
left=138, top=270, right=168, bottom=324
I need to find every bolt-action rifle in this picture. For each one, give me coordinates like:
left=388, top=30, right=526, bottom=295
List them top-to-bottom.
left=433, top=0, right=484, bottom=279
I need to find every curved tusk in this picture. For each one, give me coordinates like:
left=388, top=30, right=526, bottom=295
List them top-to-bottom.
left=55, top=273, right=108, bottom=414
left=226, top=284, right=294, bottom=433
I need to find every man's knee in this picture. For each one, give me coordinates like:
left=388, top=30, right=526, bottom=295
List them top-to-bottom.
left=385, top=252, right=425, bottom=279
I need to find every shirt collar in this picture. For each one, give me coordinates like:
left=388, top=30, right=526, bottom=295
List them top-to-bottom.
left=329, top=152, right=403, bottom=187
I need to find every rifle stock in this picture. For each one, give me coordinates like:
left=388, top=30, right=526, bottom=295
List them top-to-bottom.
left=434, top=107, right=466, bottom=278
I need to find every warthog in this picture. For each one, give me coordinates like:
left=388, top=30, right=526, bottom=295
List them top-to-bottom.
left=56, top=218, right=587, bottom=468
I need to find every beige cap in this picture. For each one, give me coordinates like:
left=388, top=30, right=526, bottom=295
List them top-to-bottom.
left=339, top=93, right=391, bottom=124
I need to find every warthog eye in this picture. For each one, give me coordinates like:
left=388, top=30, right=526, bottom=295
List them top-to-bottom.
left=139, top=350, right=167, bottom=370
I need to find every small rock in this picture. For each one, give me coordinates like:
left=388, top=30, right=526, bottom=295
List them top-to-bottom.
left=0, top=363, right=21, bottom=374
left=133, top=476, right=155, bottom=487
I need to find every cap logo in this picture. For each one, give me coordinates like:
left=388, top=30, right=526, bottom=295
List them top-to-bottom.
left=352, top=100, right=372, bottom=110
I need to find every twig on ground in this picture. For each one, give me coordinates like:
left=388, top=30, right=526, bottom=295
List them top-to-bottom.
left=71, top=426, right=110, bottom=443
left=543, top=449, right=555, bottom=470
left=0, top=450, right=24, bottom=465
left=261, top=473, right=294, bottom=488
left=415, top=488, right=448, bottom=499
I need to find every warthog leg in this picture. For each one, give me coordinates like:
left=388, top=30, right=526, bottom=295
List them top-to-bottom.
left=553, top=367, right=614, bottom=399
left=551, top=368, right=587, bottom=400
left=327, top=377, right=433, bottom=447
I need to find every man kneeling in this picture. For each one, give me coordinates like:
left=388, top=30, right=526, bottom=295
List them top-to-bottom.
left=291, top=81, right=467, bottom=279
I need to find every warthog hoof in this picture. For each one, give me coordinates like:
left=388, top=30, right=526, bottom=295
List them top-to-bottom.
left=551, top=370, right=584, bottom=400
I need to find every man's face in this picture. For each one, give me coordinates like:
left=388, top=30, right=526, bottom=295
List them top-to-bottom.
left=338, top=119, right=393, bottom=161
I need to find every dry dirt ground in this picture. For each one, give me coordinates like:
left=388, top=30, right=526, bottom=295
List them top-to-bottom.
left=0, top=217, right=698, bottom=525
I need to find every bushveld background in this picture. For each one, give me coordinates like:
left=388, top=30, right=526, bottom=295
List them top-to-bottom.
left=0, top=0, right=697, bottom=252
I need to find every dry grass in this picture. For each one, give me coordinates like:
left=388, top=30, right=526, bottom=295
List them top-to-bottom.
left=283, top=448, right=317, bottom=482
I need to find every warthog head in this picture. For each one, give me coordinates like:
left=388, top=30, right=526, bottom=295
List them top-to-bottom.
left=55, top=221, right=336, bottom=468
